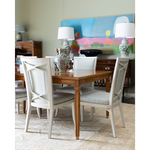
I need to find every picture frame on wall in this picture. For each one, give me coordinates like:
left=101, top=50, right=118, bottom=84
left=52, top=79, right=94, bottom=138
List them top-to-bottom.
left=61, top=14, right=135, bottom=54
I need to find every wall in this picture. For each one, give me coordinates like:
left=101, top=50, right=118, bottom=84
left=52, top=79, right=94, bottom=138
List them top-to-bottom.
left=15, top=0, right=135, bottom=94
left=15, top=0, right=135, bottom=57
left=15, top=0, right=29, bottom=41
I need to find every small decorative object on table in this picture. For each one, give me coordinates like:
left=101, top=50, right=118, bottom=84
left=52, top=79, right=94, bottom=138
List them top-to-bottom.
left=115, top=23, right=135, bottom=57
left=54, top=48, right=70, bottom=72
left=53, top=62, right=59, bottom=72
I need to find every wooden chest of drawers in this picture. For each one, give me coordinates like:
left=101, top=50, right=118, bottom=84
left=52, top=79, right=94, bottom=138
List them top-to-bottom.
left=15, top=41, right=42, bottom=58
left=95, top=59, right=135, bottom=88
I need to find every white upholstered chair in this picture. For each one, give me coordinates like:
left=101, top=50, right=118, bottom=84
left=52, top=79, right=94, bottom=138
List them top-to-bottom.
left=15, top=56, right=37, bottom=113
left=45, top=56, right=63, bottom=117
left=45, top=56, right=62, bottom=90
left=56, top=57, right=97, bottom=121
left=80, top=57, right=129, bottom=137
left=22, top=58, right=75, bottom=139
left=15, top=87, right=27, bottom=114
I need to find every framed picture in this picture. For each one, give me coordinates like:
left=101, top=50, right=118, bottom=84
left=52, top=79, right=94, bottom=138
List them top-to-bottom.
left=61, top=14, right=135, bottom=54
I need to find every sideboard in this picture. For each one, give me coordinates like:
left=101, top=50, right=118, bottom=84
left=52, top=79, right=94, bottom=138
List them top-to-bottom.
left=15, top=41, right=42, bottom=58
left=95, top=59, right=135, bottom=88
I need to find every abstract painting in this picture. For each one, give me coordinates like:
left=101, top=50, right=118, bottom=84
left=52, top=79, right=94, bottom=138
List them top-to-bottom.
left=61, top=14, right=134, bottom=54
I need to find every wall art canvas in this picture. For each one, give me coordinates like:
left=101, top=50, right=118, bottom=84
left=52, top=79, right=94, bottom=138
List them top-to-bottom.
left=61, top=14, right=134, bottom=54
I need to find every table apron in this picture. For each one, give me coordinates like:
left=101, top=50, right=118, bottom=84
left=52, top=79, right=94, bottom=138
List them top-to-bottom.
left=52, top=74, right=110, bottom=86
left=79, top=74, right=110, bottom=85
left=15, top=75, right=25, bottom=81
left=52, top=78, right=76, bottom=85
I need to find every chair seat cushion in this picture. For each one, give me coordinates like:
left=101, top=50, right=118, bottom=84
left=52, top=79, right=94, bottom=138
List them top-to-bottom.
left=15, top=80, right=22, bottom=87
left=53, top=84, right=61, bottom=90
left=56, top=86, right=93, bottom=94
left=13, top=88, right=27, bottom=99
left=80, top=90, right=110, bottom=105
left=16, top=92, right=27, bottom=99
left=33, top=92, right=74, bottom=105
left=53, top=92, right=74, bottom=105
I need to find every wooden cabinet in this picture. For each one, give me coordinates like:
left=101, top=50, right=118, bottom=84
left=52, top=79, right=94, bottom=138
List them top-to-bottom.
left=15, top=41, right=42, bottom=58
left=15, top=41, right=42, bottom=71
left=95, top=59, right=135, bottom=88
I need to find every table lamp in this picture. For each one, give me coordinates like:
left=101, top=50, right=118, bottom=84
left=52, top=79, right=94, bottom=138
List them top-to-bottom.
left=115, top=23, right=135, bottom=57
left=15, top=25, right=25, bottom=41
left=57, top=27, right=74, bottom=51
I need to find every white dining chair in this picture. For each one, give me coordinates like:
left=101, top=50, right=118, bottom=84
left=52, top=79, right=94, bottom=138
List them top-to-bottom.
left=15, top=56, right=37, bottom=114
left=20, top=56, right=41, bottom=118
left=45, top=56, right=63, bottom=117
left=45, top=56, right=62, bottom=90
left=56, top=57, right=97, bottom=121
left=80, top=57, right=129, bottom=137
left=22, top=58, right=75, bottom=139
left=12, top=80, right=22, bottom=113
left=15, top=87, right=27, bottom=114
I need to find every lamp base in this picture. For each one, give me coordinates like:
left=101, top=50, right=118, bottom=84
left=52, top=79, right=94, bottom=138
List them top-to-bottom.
left=16, top=32, right=23, bottom=41
left=119, top=38, right=131, bottom=58
left=60, top=39, right=71, bottom=51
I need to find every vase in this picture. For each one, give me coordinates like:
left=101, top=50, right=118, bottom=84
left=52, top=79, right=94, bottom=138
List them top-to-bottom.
left=119, top=38, right=131, bottom=58
left=54, top=48, right=70, bottom=72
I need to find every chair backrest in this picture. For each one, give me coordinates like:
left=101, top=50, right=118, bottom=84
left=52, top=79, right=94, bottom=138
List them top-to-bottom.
left=20, top=56, right=37, bottom=73
left=20, top=56, right=37, bottom=59
left=45, top=56, right=55, bottom=68
left=74, top=57, right=97, bottom=88
left=109, top=57, right=129, bottom=105
left=21, top=58, right=54, bottom=109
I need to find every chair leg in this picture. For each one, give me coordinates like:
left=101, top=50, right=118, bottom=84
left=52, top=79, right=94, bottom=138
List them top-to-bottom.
left=26, top=100, right=28, bottom=113
left=16, top=102, right=19, bottom=114
left=72, top=102, right=75, bottom=125
left=119, top=103, right=125, bottom=128
left=25, top=105, right=31, bottom=132
left=80, top=105, right=84, bottom=122
left=90, top=107, right=95, bottom=120
left=92, top=107, right=95, bottom=113
left=37, top=108, right=41, bottom=119
left=55, top=108, right=59, bottom=117
left=109, top=108, right=117, bottom=138
left=47, top=109, right=50, bottom=119
left=48, top=109, right=54, bottom=139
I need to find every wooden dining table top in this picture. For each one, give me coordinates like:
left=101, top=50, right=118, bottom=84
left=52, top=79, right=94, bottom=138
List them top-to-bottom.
left=16, top=69, right=112, bottom=81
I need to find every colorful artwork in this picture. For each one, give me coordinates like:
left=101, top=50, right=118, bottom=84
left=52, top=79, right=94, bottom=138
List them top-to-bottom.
left=61, top=14, right=134, bottom=54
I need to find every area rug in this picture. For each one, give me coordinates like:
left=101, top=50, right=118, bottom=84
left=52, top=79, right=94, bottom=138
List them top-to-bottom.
left=15, top=103, right=135, bottom=150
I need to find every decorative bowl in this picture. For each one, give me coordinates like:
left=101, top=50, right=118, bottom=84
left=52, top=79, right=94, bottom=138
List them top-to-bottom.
left=80, top=49, right=102, bottom=57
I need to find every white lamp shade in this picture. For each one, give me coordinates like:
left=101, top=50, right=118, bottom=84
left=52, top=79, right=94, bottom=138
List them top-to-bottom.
left=115, top=23, right=135, bottom=38
left=15, top=25, right=25, bottom=33
left=57, top=27, right=74, bottom=40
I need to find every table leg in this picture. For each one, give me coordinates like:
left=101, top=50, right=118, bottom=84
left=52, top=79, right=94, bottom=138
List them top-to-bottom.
left=106, top=76, right=110, bottom=118
left=106, top=77, right=110, bottom=93
left=22, top=81, right=26, bottom=114
left=74, top=83, right=81, bottom=140
left=23, top=101, right=26, bottom=114
left=40, top=108, right=42, bottom=116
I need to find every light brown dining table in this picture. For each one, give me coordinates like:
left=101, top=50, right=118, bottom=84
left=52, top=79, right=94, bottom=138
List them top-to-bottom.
left=15, top=69, right=112, bottom=140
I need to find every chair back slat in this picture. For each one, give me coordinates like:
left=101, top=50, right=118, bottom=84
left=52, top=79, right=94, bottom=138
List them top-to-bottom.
left=45, top=56, right=55, bottom=68
left=74, top=57, right=97, bottom=88
left=22, top=58, right=54, bottom=109
left=109, top=58, right=129, bottom=105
